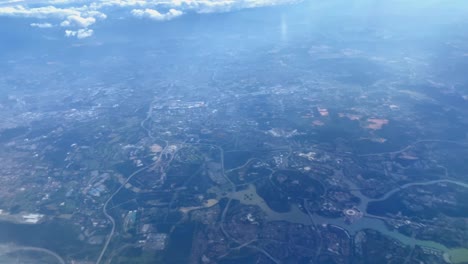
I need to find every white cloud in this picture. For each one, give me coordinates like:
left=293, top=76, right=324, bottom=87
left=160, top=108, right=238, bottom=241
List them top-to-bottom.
left=0, top=0, right=301, bottom=38
left=0, top=0, right=24, bottom=4
left=94, top=0, right=148, bottom=7
left=167, top=0, right=300, bottom=13
left=0, top=4, right=106, bottom=28
left=0, top=5, right=79, bottom=18
left=131, top=8, right=183, bottom=21
left=85, top=10, right=107, bottom=20
left=60, top=15, right=96, bottom=27
left=30, top=22, right=53, bottom=28
left=65, top=28, right=93, bottom=39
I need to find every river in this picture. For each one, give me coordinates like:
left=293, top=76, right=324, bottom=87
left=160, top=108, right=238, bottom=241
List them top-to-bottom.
left=226, top=178, right=468, bottom=263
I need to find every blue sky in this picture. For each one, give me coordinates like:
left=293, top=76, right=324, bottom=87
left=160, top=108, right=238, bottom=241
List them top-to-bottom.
left=0, top=0, right=299, bottom=38
left=1, top=0, right=467, bottom=39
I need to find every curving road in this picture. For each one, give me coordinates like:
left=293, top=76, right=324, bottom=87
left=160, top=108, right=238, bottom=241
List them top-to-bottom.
left=97, top=100, right=172, bottom=264
left=359, top=139, right=468, bottom=157
left=95, top=165, right=150, bottom=264
left=368, top=179, right=468, bottom=203
left=0, top=245, right=65, bottom=264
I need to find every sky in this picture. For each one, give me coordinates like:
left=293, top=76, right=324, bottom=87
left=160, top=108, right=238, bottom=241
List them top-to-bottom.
left=0, top=0, right=299, bottom=38
left=1, top=0, right=468, bottom=39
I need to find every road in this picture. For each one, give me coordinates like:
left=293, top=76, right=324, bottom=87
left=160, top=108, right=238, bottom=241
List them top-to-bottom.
left=97, top=99, right=173, bottom=264
left=359, top=139, right=468, bottom=157
left=95, top=165, right=150, bottom=264
left=368, top=179, right=468, bottom=203
left=0, top=245, right=65, bottom=264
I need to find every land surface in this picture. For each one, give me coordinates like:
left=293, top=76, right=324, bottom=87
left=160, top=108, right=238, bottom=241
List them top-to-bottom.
left=0, top=1, right=468, bottom=264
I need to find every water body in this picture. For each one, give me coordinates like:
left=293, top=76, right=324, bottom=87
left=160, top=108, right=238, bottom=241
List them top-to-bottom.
left=227, top=180, right=468, bottom=263
left=227, top=184, right=311, bottom=225
left=0, top=220, right=83, bottom=251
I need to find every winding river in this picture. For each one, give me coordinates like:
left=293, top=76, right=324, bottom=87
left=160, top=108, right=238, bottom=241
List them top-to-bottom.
left=228, top=178, right=468, bottom=263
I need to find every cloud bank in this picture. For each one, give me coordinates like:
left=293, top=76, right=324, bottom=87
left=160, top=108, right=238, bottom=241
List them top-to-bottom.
left=0, top=0, right=301, bottom=38
left=131, top=8, right=183, bottom=21
left=60, top=15, right=96, bottom=27
left=30, top=22, right=53, bottom=28
left=65, top=28, right=94, bottom=38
